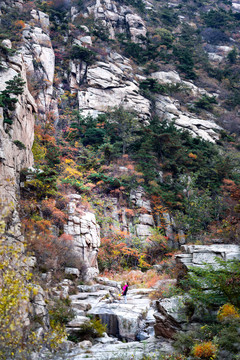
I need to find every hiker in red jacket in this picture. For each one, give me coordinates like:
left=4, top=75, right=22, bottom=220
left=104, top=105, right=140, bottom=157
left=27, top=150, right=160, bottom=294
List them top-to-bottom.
left=122, top=282, right=129, bottom=304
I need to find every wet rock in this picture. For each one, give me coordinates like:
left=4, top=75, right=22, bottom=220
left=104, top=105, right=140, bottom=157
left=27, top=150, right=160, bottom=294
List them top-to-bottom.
left=88, top=301, right=150, bottom=341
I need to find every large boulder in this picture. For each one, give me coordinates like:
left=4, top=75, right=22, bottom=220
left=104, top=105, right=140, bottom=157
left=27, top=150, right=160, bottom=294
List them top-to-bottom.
left=154, top=296, right=186, bottom=339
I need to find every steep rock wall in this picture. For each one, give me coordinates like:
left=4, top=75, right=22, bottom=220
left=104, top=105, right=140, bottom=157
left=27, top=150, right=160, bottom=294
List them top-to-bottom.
left=22, top=9, right=58, bottom=120
left=0, top=46, right=36, bottom=219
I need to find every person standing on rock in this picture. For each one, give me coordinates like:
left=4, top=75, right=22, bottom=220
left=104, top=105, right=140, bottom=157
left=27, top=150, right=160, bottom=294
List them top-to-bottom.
left=122, top=282, right=129, bottom=304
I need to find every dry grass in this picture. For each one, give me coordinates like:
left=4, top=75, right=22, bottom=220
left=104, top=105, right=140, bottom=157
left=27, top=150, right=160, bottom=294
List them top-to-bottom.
left=100, top=269, right=170, bottom=288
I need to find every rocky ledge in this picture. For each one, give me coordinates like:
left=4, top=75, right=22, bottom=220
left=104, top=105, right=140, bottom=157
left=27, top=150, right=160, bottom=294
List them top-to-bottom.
left=175, top=244, right=240, bottom=269
left=48, top=276, right=174, bottom=360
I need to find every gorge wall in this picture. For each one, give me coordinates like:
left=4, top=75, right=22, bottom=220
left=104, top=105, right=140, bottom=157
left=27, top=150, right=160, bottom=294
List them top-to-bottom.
left=0, top=43, right=36, bottom=240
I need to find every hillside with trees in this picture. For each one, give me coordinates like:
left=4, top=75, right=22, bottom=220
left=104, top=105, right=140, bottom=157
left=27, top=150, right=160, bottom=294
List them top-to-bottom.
left=0, top=0, right=240, bottom=358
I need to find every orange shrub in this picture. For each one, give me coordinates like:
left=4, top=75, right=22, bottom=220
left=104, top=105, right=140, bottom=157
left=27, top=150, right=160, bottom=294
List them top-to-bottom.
left=14, top=20, right=26, bottom=29
left=188, top=152, right=198, bottom=159
left=41, top=198, right=67, bottom=228
left=125, top=208, right=135, bottom=217
left=217, top=303, right=240, bottom=322
left=192, top=341, right=217, bottom=359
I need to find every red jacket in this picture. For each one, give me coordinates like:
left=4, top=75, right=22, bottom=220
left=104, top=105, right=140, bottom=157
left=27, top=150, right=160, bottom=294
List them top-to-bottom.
left=122, top=284, right=128, bottom=295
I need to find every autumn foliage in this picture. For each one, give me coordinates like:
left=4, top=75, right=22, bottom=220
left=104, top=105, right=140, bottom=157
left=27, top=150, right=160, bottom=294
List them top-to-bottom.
left=41, top=198, right=67, bottom=228
left=22, top=217, right=80, bottom=273
left=98, top=230, right=150, bottom=271
left=217, top=303, right=240, bottom=322
left=192, top=341, right=218, bottom=359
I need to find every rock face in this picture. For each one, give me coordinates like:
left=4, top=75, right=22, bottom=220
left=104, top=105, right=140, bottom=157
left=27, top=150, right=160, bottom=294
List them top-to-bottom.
left=0, top=0, right=24, bottom=9
left=68, top=0, right=151, bottom=120
left=87, top=0, right=147, bottom=41
left=22, top=9, right=57, bottom=119
left=0, top=48, right=36, bottom=217
left=0, top=48, right=49, bottom=334
left=71, top=56, right=151, bottom=119
left=151, top=70, right=222, bottom=142
left=155, top=96, right=221, bottom=142
left=102, top=184, right=185, bottom=247
left=129, top=186, right=184, bottom=246
left=64, top=194, right=101, bottom=278
left=175, top=244, right=240, bottom=269
left=154, top=245, right=240, bottom=339
left=48, top=277, right=174, bottom=359
left=68, top=280, right=156, bottom=341
left=29, top=285, right=48, bottom=328
left=154, top=297, right=184, bottom=339
left=89, top=301, right=150, bottom=341
left=61, top=336, right=173, bottom=360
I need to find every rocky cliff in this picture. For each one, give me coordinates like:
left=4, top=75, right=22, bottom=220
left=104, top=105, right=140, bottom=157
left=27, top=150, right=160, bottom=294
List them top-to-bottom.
left=0, top=0, right=240, bottom=358
left=1, top=0, right=240, bottom=261
left=0, top=42, right=36, bottom=239
left=64, top=193, right=101, bottom=279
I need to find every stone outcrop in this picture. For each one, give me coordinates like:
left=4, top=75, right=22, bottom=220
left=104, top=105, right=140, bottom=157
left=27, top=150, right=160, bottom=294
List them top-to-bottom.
left=0, top=0, right=24, bottom=9
left=69, top=2, right=222, bottom=141
left=233, top=2, right=240, bottom=11
left=0, top=47, right=49, bottom=336
left=71, top=55, right=151, bottom=119
left=150, top=70, right=222, bottom=142
left=151, top=70, right=210, bottom=97
left=155, top=93, right=221, bottom=142
left=102, top=184, right=185, bottom=246
left=129, top=186, right=184, bottom=246
left=64, top=194, right=101, bottom=279
left=154, top=244, right=240, bottom=340
left=175, top=244, right=240, bottom=269
left=68, top=280, right=156, bottom=341
left=29, top=285, right=48, bottom=328
left=89, top=299, right=152, bottom=341
left=52, top=336, right=173, bottom=360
